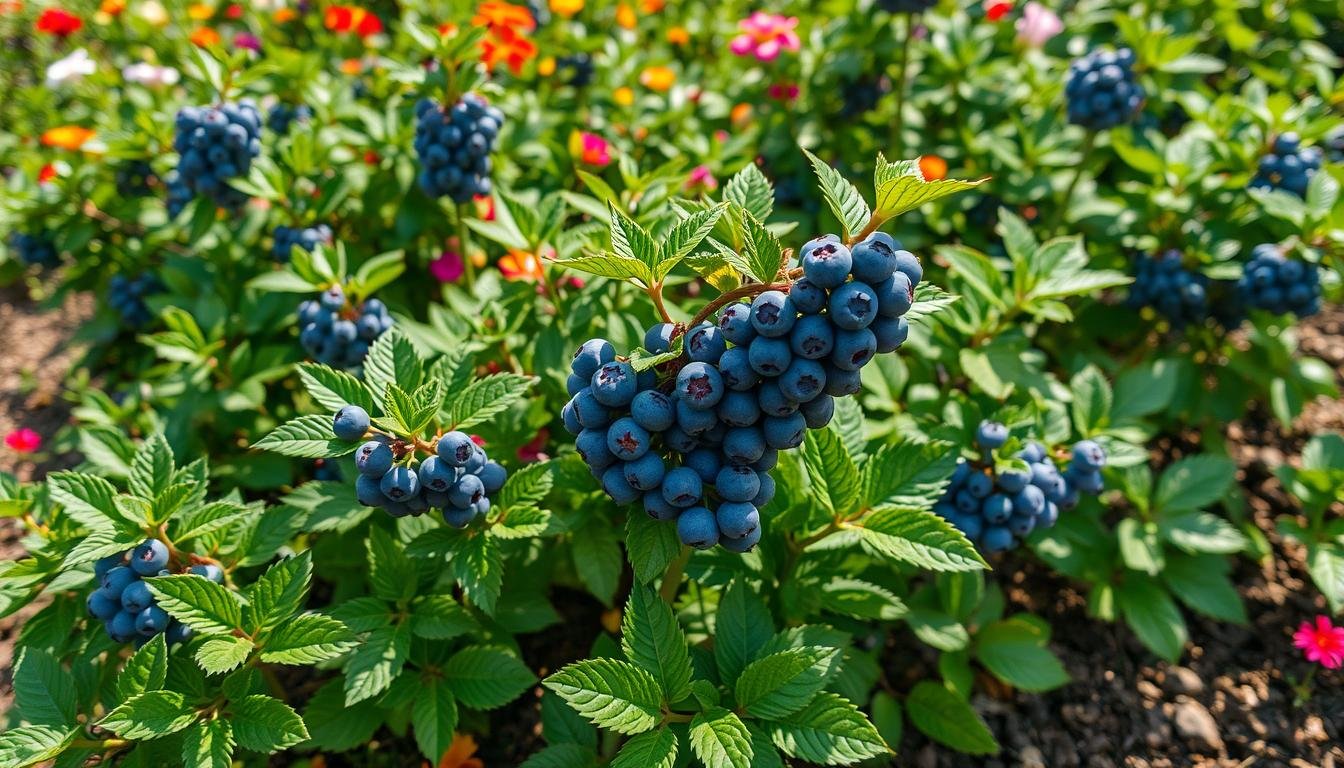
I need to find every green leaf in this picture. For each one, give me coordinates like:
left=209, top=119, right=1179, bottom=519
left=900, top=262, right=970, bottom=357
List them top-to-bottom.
left=804, top=149, right=871, bottom=240
left=873, top=153, right=987, bottom=219
left=723, top=163, right=774, bottom=223
left=608, top=202, right=661, bottom=273
left=659, top=205, right=727, bottom=279
left=741, top=212, right=787, bottom=284
left=352, top=250, right=406, bottom=297
left=554, top=254, right=653, bottom=285
left=1032, top=270, right=1132, bottom=300
left=364, top=329, right=424, bottom=397
left=297, top=363, right=375, bottom=414
left=1069, top=366, right=1113, bottom=435
left=446, top=374, right=537, bottom=431
left=251, top=415, right=360, bottom=458
left=801, top=426, right=861, bottom=517
left=130, top=432, right=176, bottom=501
left=861, top=439, right=958, bottom=510
left=1154, top=455, right=1236, bottom=513
left=499, top=461, right=555, bottom=511
left=47, top=471, right=126, bottom=529
left=857, top=507, right=987, bottom=571
left=1160, top=512, right=1247, bottom=555
left=626, top=514, right=682, bottom=584
left=1116, top=518, right=1165, bottom=575
left=573, top=526, right=623, bottom=606
left=367, top=527, right=415, bottom=604
left=450, top=532, right=504, bottom=614
left=1308, top=544, right=1344, bottom=614
left=243, top=552, right=312, bottom=632
left=1161, top=554, right=1247, bottom=624
left=146, top=575, right=245, bottom=635
left=1117, top=576, right=1187, bottom=662
left=714, top=578, right=774, bottom=686
left=821, top=578, right=908, bottom=620
left=621, top=585, right=693, bottom=702
left=411, top=595, right=478, bottom=640
left=260, top=613, right=357, bottom=664
left=973, top=620, right=1069, bottom=692
left=343, top=623, right=412, bottom=705
left=117, top=634, right=168, bottom=699
left=195, top=635, right=255, bottom=675
left=443, top=646, right=537, bottom=710
left=735, top=646, right=840, bottom=720
left=14, top=649, right=75, bottom=727
left=543, top=659, right=663, bottom=735
left=301, top=679, right=381, bottom=752
left=411, top=679, right=458, bottom=763
left=905, top=681, right=998, bottom=755
left=99, top=690, right=199, bottom=740
left=768, top=692, right=889, bottom=765
left=231, top=695, right=308, bottom=753
left=689, top=708, right=754, bottom=768
left=181, top=718, right=234, bottom=768
left=0, top=726, right=75, bottom=768
left=610, top=728, right=678, bottom=768
left=518, top=743, right=598, bottom=768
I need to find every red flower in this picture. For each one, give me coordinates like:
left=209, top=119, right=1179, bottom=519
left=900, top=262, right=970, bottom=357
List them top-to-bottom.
left=984, top=0, right=1013, bottom=21
left=325, top=5, right=381, bottom=37
left=36, top=8, right=81, bottom=35
left=38, top=163, right=58, bottom=184
left=5, top=428, right=41, bottom=453
left=517, top=429, right=550, bottom=462
left=470, top=434, right=487, bottom=447
left=1295, top=615, right=1344, bottom=669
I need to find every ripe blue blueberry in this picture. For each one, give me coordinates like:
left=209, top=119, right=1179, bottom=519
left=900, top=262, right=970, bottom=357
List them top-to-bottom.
left=850, top=232, right=899, bottom=284
left=801, top=239, right=852, bottom=288
left=893, top=249, right=923, bottom=286
left=874, top=271, right=914, bottom=318
left=788, top=277, right=827, bottom=314
left=829, top=282, right=877, bottom=330
left=750, top=291, right=797, bottom=337
left=717, top=303, right=757, bottom=345
left=790, top=314, right=834, bottom=360
left=871, top=316, right=909, bottom=353
left=686, top=322, right=726, bottom=363
left=644, top=323, right=675, bottom=353
left=831, top=328, right=876, bottom=371
left=749, top=336, right=793, bottom=377
left=572, top=338, right=616, bottom=379
left=717, top=347, right=760, bottom=391
left=779, top=358, right=826, bottom=402
left=592, top=361, right=638, bottom=407
left=676, top=362, right=724, bottom=410
left=823, top=365, right=863, bottom=396
left=566, top=374, right=587, bottom=397
left=757, top=380, right=798, bottom=417
left=571, top=389, right=612, bottom=430
left=631, top=390, right=676, bottom=432
left=717, top=390, right=762, bottom=427
left=799, top=393, right=835, bottom=429
left=561, top=400, right=583, bottom=435
left=676, top=400, right=718, bottom=434
left=763, top=412, right=807, bottom=449
left=606, top=417, right=651, bottom=461
left=976, top=421, right=1009, bottom=450
left=664, top=426, right=697, bottom=453
left=723, top=426, right=767, bottom=465
left=576, top=428, right=616, bottom=469
left=437, top=431, right=477, bottom=467
left=1072, top=440, right=1106, bottom=470
left=356, top=441, right=394, bottom=477
left=1018, top=441, right=1047, bottom=463
left=754, top=448, right=779, bottom=472
left=623, top=453, right=666, bottom=491
left=418, top=456, right=457, bottom=492
left=479, top=461, right=507, bottom=493
left=601, top=465, right=641, bottom=505
left=716, top=465, right=761, bottom=503
left=380, top=466, right=420, bottom=502
left=661, top=467, right=703, bottom=508
left=998, top=468, right=1030, bottom=494
left=1070, top=468, right=1105, bottom=494
left=752, top=472, right=776, bottom=507
left=449, top=473, right=485, bottom=508
left=966, top=473, right=994, bottom=499
left=356, top=474, right=384, bottom=506
left=1013, top=485, right=1046, bottom=516
left=644, top=492, right=680, bottom=521
left=981, top=494, right=1013, bottom=524
left=716, top=502, right=760, bottom=539
left=443, top=506, right=476, bottom=528
left=676, top=506, right=719, bottom=549
left=950, top=512, right=984, bottom=541
left=1008, top=514, right=1036, bottom=538
left=719, top=524, right=762, bottom=552
left=981, top=525, right=1014, bottom=553
left=131, top=540, right=170, bottom=576
left=95, top=554, right=123, bottom=580
left=189, top=564, right=225, bottom=583
left=121, top=581, right=154, bottom=613
left=88, top=590, right=120, bottom=620
left=136, top=606, right=171, bottom=636
left=109, top=611, right=138, bottom=642
left=165, top=622, right=193, bottom=645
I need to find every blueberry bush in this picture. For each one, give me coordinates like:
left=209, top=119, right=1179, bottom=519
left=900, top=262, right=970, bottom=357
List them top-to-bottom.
left=0, top=0, right=1341, bottom=766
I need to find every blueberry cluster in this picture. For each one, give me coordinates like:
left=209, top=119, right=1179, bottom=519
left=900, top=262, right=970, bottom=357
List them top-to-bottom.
left=876, top=0, right=937, bottom=12
left=1065, top=48, right=1144, bottom=130
left=556, top=54, right=595, bottom=87
left=838, top=74, right=889, bottom=116
left=413, top=94, right=502, bottom=203
left=172, top=102, right=263, bottom=206
left=267, top=103, right=313, bottom=134
left=1326, top=127, right=1344, bottom=164
left=1249, top=133, right=1322, bottom=198
left=114, top=160, right=156, bottom=198
left=164, top=170, right=196, bottom=218
left=272, top=224, right=333, bottom=262
left=563, top=231, right=921, bottom=552
left=8, top=232, right=58, bottom=267
left=1238, top=244, right=1321, bottom=318
left=1127, top=250, right=1244, bottom=329
left=108, top=273, right=164, bottom=327
left=297, top=285, right=392, bottom=369
left=337, top=406, right=509, bottom=526
left=937, top=422, right=1107, bottom=553
left=86, top=540, right=223, bottom=644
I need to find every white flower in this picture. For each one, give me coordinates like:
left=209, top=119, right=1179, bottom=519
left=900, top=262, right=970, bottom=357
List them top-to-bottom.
left=137, top=0, right=169, bottom=26
left=45, top=48, right=95, bottom=88
left=123, top=62, right=180, bottom=87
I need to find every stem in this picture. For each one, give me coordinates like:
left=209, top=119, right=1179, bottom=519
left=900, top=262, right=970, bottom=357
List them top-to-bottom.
left=890, top=13, right=916, bottom=158
left=1048, top=130, right=1096, bottom=236
left=456, top=203, right=476, bottom=292
left=846, top=212, right=889, bottom=248
left=688, top=281, right=792, bottom=330
left=648, top=282, right=673, bottom=325
left=658, top=546, right=691, bottom=604
left=70, top=738, right=130, bottom=749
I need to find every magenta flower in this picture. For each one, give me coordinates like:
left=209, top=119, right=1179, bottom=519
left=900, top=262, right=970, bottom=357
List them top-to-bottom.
left=1015, top=2, right=1062, bottom=47
left=729, top=11, right=800, bottom=62
left=233, top=32, right=262, bottom=52
left=767, top=81, right=799, bottom=101
left=578, top=132, right=611, bottom=167
left=686, top=164, right=718, bottom=194
left=430, top=247, right=465, bottom=283
left=4, top=428, right=41, bottom=453
left=1295, top=615, right=1344, bottom=669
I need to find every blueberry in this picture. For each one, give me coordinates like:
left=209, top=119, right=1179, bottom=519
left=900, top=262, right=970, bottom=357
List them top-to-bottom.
left=851, top=232, right=899, bottom=283
left=801, top=239, right=852, bottom=288
left=874, top=271, right=914, bottom=318
left=789, top=277, right=827, bottom=314
left=829, top=282, right=877, bottom=330
left=749, top=291, right=797, bottom=337
left=717, top=303, right=757, bottom=345
left=790, top=314, right=834, bottom=360
left=871, top=316, right=909, bottom=353
left=643, top=323, right=675, bottom=353
left=686, top=323, right=726, bottom=363
left=831, top=328, right=876, bottom=371
left=749, top=336, right=793, bottom=377
left=572, top=338, right=616, bottom=379
left=717, top=347, right=760, bottom=391
left=779, top=358, right=826, bottom=402
left=592, top=362, right=638, bottom=407
left=676, top=362, right=724, bottom=410
left=823, top=365, right=863, bottom=396
left=565, top=373, right=588, bottom=397
left=757, top=380, right=798, bottom=417
left=571, top=389, right=612, bottom=430
left=631, top=390, right=676, bottom=432
left=717, top=390, right=762, bottom=427
left=799, top=393, right=835, bottom=429
left=561, top=400, right=583, bottom=435
left=676, top=400, right=718, bottom=434
left=763, top=412, right=807, bottom=449
left=606, top=417, right=651, bottom=461
left=976, top=421, right=1009, bottom=450
left=664, top=426, right=697, bottom=453
left=723, top=427, right=767, bottom=464
left=576, top=428, right=617, bottom=469
left=437, top=431, right=477, bottom=467
left=1072, top=440, right=1107, bottom=470
left=356, top=441, right=395, bottom=477
left=1018, top=441, right=1047, bottom=463
left=754, top=448, right=779, bottom=472
left=684, top=449, right=722, bottom=484
left=623, top=453, right=666, bottom=491
left=418, top=456, right=457, bottom=492
left=479, top=461, right=507, bottom=493
left=1030, top=461, right=1060, bottom=489
left=601, top=465, right=641, bottom=505
left=716, top=465, right=761, bottom=502
left=380, top=466, right=420, bottom=502
left=662, top=467, right=703, bottom=508
left=998, top=468, right=1029, bottom=494
left=1069, top=468, right=1105, bottom=494
left=966, top=472, right=994, bottom=499
left=449, top=473, right=485, bottom=508
left=752, top=473, right=776, bottom=507
left=356, top=474, right=384, bottom=506
left=1012, top=485, right=1046, bottom=516
left=644, top=492, right=681, bottom=521
left=981, top=494, right=1013, bottom=524
left=716, top=501, right=760, bottom=539
left=1038, top=501, right=1060, bottom=527
left=443, top=506, right=476, bottom=528
left=676, top=506, right=719, bottom=549
left=949, top=512, right=984, bottom=540
left=1008, top=514, right=1036, bottom=538
left=719, top=524, right=762, bottom=552
left=981, top=525, right=1014, bottom=553
left=131, top=540, right=170, bottom=576
left=94, top=554, right=124, bottom=580
left=189, top=564, right=224, bottom=583
left=87, top=590, right=120, bottom=620
left=136, top=606, right=171, bottom=636
left=109, top=610, right=139, bottom=642
left=165, top=621, right=193, bottom=645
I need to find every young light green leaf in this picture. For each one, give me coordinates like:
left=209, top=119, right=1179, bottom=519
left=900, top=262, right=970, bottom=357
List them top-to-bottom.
left=804, top=149, right=871, bottom=240
left=873, top=154, right=987, bottom=219
left=723, top=163, right=774, bottom=223
left=659, top=204, right=727, bottom=279
left=740, top=212, right=787, bottom=284
left=352, top=250, right=405, bottom=297
left=554, top=254, right=653, bottom=285
left=298, top=363, right=376, bottom=413
left=1070, top=366, right=1113, bottom=435
left=446, top=374, right=537, bottom=431
left=251, top=415, right=360, bottom=459
left=801, top=426, right=861, bottom=517
left=129, top=432, right=176, bottom=501
left=47, top=471, right=126, bottom=530
left=857, top=507, right=988, bottom=571
left=1159, top=512, right=1247, bottom=555
left=146, top=575, right=246, bottom=634
left=621, top=585, right=693, bottom=702
left=116, top=633, right=168, bottom=700
left=195, top=635, right=255, bottom=675
left=734, top=646, right=840, bottom=720
left=543, top=658, right=663, bottom=735
left=905, top=681, right=998, bottom=755
left=767, top=692, right=890, bottom=765
left=689, top=707, right=754, bottom=768
left=181, top=718, right=234, bottom=768
left=0, top=725, right=75, bottom=768
left=610, top=728, right=677, bottom=768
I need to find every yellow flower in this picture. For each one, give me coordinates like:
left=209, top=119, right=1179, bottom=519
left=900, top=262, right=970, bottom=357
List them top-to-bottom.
left=549, top=0, right=582, bottom=16
left=187, top=3, right=214, bottom=20
left=615, top=3, right=634, bottom=29
left=274, top=7, right=297, bottom=22
left=189, top=26, right=220, bottom=47
left=666, top=26, right=689, bottom=45
left=537, top=56, right=556, bottom=76
left=639, top=65, right=674, bottom=92
left=613, top=86, right=634, bottom=106
left=731, top=102, right=751, bottom=127
left=40, top=126, right=95, bottom=150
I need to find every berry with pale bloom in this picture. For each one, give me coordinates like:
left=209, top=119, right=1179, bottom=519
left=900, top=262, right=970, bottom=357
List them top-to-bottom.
left=1015, top=2, right=1062, bottom=47
left=729, top=12, right=800, bottom=62
left=46, top=48, right=95, bottom=88
left=5, top=428, right=41, bottom=453
left=1294, top=615, right=1344, bottom=670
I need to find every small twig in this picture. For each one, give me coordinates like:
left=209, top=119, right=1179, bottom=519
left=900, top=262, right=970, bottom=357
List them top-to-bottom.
left=687, top=280, right=792, bottom=329
left=648, top=282, right=673, bottom=325
left=658, top=546, right=691, bottom=603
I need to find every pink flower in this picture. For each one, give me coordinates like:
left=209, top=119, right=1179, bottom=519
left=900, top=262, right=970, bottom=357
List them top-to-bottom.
left=1015, top=2, right=1062, bottom=47
left=729, top=11, right=800, bottom=62
left=233, top=31, right=262, bottom=51
left=767, top=81, right=799, bottom=101
left=578, top=132, right=610, bottom=166
left=686, top=164, right=718, bottom=194
left=430, top=246, right=465, bottom=283
left=5, top=428, right=41, bottom=453
left=517, top=429, right=550, bottom=462
left=1295, top=616, right=1344, bottom=669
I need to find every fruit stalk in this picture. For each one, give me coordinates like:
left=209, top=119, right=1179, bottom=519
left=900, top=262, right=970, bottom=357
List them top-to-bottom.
left=1049, top=129, right=1095, bottom=236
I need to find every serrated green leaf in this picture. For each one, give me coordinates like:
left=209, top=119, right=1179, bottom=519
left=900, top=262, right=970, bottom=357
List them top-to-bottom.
left=804, top=149, right=870, bottom=240
left=873, top=154, right=987, bottom=219
left=723, top=164, right=774, bottom=222
left=608, top=202, right=661, bottom=273
left=741, top=211, right=787, bottom=284
left=555, top=254, right=653, bottom=284
left=364, top=329, right=424, bottom=397
left=297, top=363, right=375, bottom=413
left=446, top=374, right=537, bottom=431
left=251, top=415, right=361, bottom=458
left=801, top=426, right=861, bottom=517
left=129, top=432, right=176, bottom=501
left=861, top=438, right=958, bottom=511
left=1154, top=455, right=1236, bottom=513
left=47, top=471, right=127, bottom=530
left=857, top=507, right=987, bottom=571
left=626, top=513, right=682, bottom=585
left=451, top=532, right=504, bottom=614
left=243, top=552, right=312, bottom=632
left=146, top=575, right=245, bottom=634
left=1117, top=576, right=1187, bottom=662
left=715, top=578, right=774, bottom=686
left=621, top=585, right=693, bottom=702
left=411, top=595, right=478, bottom=639
left=260, top=613, right=356, bottom=665
left=343, top=623, right=411, bottom=705
left=117, top=634, right=168, bottom=699
left=195, top=635, right=255, bottom=675
left=443, top=646, right=536, bottom=709
left=735, top=646, right=839, bottom=720
left=14, top=649, right=75, bottom=727
left=543, top=659, right=663, bottom=735
left=411, top=678, right=458, bottom=763
left=905, top=681, right=998, bottom=755
left=99, top=690, right=198, bottom=740
left=768, top=692, right=890, bottom=765
left=229, top=695, right=308, bottom=754
left=689, top=707, right=753, bottom=768
left=181, top=718, right=234, bottom=768
left=0, top=725, right=75, bottom=768
left=610, top=728, right=677, bottom=768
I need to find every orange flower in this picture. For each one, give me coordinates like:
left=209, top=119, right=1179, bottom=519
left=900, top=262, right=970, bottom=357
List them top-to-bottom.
left=99, top=0, right=125, bottom=16
left=549, top=0, right=582, bottom=16
left=640, top=0, right=664, bottom=11
left=0, top=1, right=23, bottom=15
left=473, top=1, right=534, bottom=31
left=187, top=3, right=213, bottom=20
left=615, top=3, right=634, bottom=28
left=326, top=5, right=381, bottom=37
left=274, top=7, right=296, bottom=22
left=35, top=8, right=81, bottom=35
left=437, top=21, right=458, bottom=36
left=189, top=26, right=220, bottom=47
left=480, top=26, right=536, bottom=74
left=666, top=26, right=689, bottom=45
left=537, top=56, right=556, bottom=76
left=339, top=58, right=364, bottom=75
left=639, top=65, right=674, bottom=92
left=613, top=86, right=634, bottom=106
left=730, top=102, right=751, bottom=127
left=40, top=126, right=95, bottom=150
left=919, top=154, right=948, bottom=181
left=499, top=249, right=545, bottom=282
left=438, top=733, right=483, bottom=768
